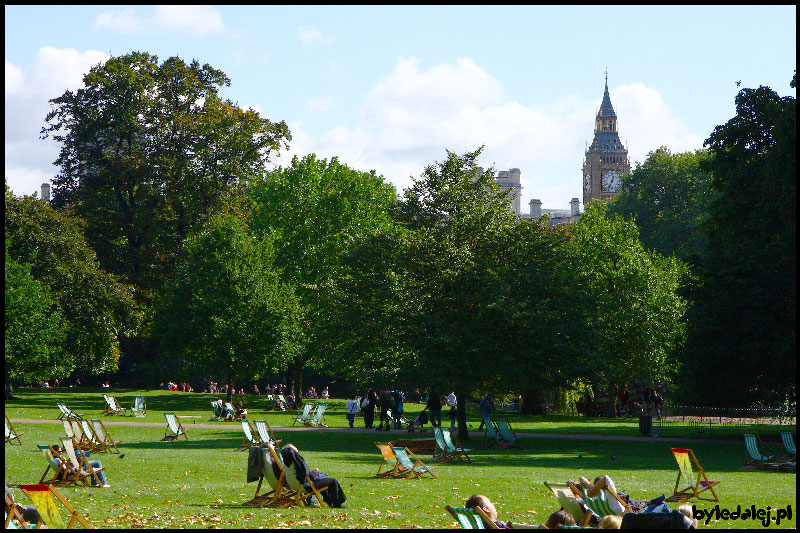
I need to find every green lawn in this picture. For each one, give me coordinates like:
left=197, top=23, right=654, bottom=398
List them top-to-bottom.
left=5, top=389, right=797, bottom=529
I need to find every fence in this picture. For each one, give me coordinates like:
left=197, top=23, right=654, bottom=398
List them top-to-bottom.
left=654, top=404, right=796, bottom=440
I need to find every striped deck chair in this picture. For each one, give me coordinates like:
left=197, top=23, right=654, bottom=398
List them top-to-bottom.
left=264, top=394, right=276, bottom=410
left=102, top=395, right=126, bottom=416
left=130, top=395, right=146, bottom=417
left=275, top=395, right=289, bottom=411
left=210, top=401, right=224, bottom=421
left=226, top=402, right=247, bottom=421
left=56, top=403, right=83, bottom=421
left=292, top=403, right=313, bottom=426
left=305, top=404, right=328, bottom=428
left=162, top=413, right=189, bottom=441
left=5, top=415, right=23, bottom=445
left=481, top=416, right=502, bottom=448
left=68, top=419, right=89, bottom=450
left=91, top=419, right=121, bottom=454
left=495, top=419, right=519, bottom=447
left=78, top=420, right=104, bottom=453
left=237, top=420, right=262, bottom=451
left=254, top=420, right=282, bottom=446
left=441, top=428, right=472, bottom=463
left=779, top=431, right=796, bottom=462
left=742, top=434, right=781, bottom=470
left=60, top=436, right=105, bottom=487
left=374, top=442, right=403, bottom=478
left=38, top=445, right=69, bottom=485
left=246, top=445, right=295, bottom=507
left=393, top=447, right=437, bottom=479
left=666, top=447, right=720, bottom=503
left=544, top=481, right=591, bottom=524
left=570, top=482, right=629, bottom=527
left=19, top=484, right=93, bottom=528
left=445, top=504, right=498, bottom=529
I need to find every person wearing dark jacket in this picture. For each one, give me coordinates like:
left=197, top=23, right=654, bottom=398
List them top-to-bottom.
left=363, top=388, right=377, bottom=429
left=425, top=388, right=442, bottom=428
left=377, top=389, right=391, bottom=431
left=281, top=444, right=347, bottom=508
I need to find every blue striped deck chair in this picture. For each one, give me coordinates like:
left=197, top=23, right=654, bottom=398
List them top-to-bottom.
left=130, top=395, right=146, bottom=417
left=292, top=403, right=313, bottom=426
left=305, top=403, right=328, bottom=428
left=162, top=413, right=189, bottom=441
left=481, top=416, right=502, bottom=448
left=495, top=419, right=519, bottom=447
left=237, top=420, right=261, bottom=451
left=441, top=428, right=472, bottom=463
left=779, top=431, right=796, bottom=462
left=742, top=434, right=781, bottom=470
left=392, top=446, right=437, bottom=479
left=666, top=447, right=719, bottom=503
left=569, top=481, right=629, bottom=527
left=445, top=505, right=497, bottom=529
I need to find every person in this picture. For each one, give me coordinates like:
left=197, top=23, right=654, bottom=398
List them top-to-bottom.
left=52, top=378, right=59, bottom=388
left=252, top=383, right=260, bottom=395
left=619, top=385, right=629, bottom=415
left=321, top=386, right=330, bottom=399
left=363, top=388, right=377, bottom=429
left=426, top=388, right=442, bottom=428
left=653, top=388, right=664, bottom=420
left=377, top=389, right=391, bottom=431
left=392, top=389, right=404, bottom=429
left=446, top=390, right=457, bottom=432
left=477, top=392, right=496, bottom=431
left=345, top=394, right=359, bottom=428
left=218, top=399, right=233, bottom=420
left=235, top=400, right=247, bottom=419
left=280, top=444, right=347, bottom=508
left=52, top=446, right=110, bottom=487
left=577, top=475, right=669, bottom=514
left=5, top=483, right=46, bottom=527
left=464, top=494, right=509, bottom=529
left=545, top=510, right=576, bottom=529
left=598, top=515, right=622, bottom=529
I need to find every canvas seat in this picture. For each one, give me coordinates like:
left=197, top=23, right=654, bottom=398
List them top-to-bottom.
left=102, top=395, right=127, bottom=416
left=130, top=395, right=147, bottom=417
left=275, top=395, right=289, bottom=411
left=292, top=403, right=313, bottom=426
left=56, top=404, right=83, bottom=421
left=305, top=404, right=328, bottom=428
left=162, top=413, right=189, bottom=441
left=5, top=415, right=23, bottom=445
left=481, top=416, right=503, bottom=448
left=91, top=419, right=122, bottom=454
left=495, top=419, right=519, bottom=447
left=78, top=420, right=104, bottom=453
left=237, top=420, right=262, bottom=451
left=254, top=420, right=282, bottom=446
left=434, top=427, right=472, bottom=463
left=779, top=431, right=796, bottom=462
left=742, top=433, right=782, bottom=470
left=60, top=437, right=105, bottom=487
left=374, top=442, right=403, bottom=478
left=37, top=445, right=70, bottom=486
left=246, top=445, right=295, bottom=507
left=392, top=446, right=437, bottom=479
left=666, top=447, right=720, bottom=503
left=278, top=449, right=329, bottom=508
left=544, top=481, right=591, bottom=524
left=569, top=481, right=629, bottom=527
left=19, top=484, right=93, bottom=528
left=445, top=504, right=498, bottom=529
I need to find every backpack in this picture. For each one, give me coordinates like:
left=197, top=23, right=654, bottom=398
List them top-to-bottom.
left=361, top=397, right=369, bottom=409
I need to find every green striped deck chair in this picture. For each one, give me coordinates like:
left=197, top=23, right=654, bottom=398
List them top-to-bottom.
left=265, top=394, right=276, bottom=410
left=102, top=395, right=126, bottom=416
left=130, top=395, right=146, bottom=417
left=276, top=395, right=289, bottom=411
left=210, top=401, right=224, bottom=421
left=226, top=402, right=246, bottom=421
left=56, top=403, right=83, bottom=421
left=292, top=403, right=313, bottom=426
left=305, top=403, right=328, bottom=428
left=162, top=413, right=189, bottom=441
left=5, top=415, right=23, bottom=445
left=481, top=416, right=501, bottom=448
left=91, top=419, right=121, bottom=454
left=495, top=419, right=519, bottom=447
left=237, top=420, right=261, bottom=451
left=254, top=420, right=282, bottom=446
left=432, top=426, right=455, bottom=462
left=441, top=428, right=472, bottom=463
left=779, top=431, right=796, bottom=461
left=742, top=434, right=781, bottom=470
left=374, top=442, right=402, bottom=478
left=393, top=447, right=437, bottom=479
left=666, top=447, right=719, bottom=503
left=544, top=481, right=591, bottom=524
left=570, top=482, right=629, bottom=527
left=19, top=484, right=93, bottom=529
left=445, top=505, right=497, bottom=529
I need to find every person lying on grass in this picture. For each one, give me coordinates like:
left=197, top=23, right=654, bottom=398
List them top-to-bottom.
left=576, top=475, right=669, bottom=514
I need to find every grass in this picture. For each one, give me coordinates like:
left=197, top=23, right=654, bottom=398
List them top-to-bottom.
left=5, top=389, right=797, bottom=529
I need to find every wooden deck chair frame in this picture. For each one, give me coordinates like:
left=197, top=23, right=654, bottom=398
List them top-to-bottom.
left=102, top=395, right=126, bottom=416
left=130, top=395, right=146, bottom=417
left=275, top=395, right=289, bottom=411
left=56, top=403, right=83, bottom=421
left=292, top=403, right=313, bottom=426
left=305, top=403, right=328, bottom=428
left=162, top=413, right=189, bottom=441
left=5, top=415, right=24, bottom=445
left=481, top=416, right=503, bottom=449
left=69, top=419, right=90, bottom=451
left=91, top=419, right=121, bottom=454
left=495, top=419, right=519, bottom=447
left=78, top=420, right=104, bottom=453
left=237, top=420, right=262, bottom=451
left=254, top=420, right=282, bottom=446
left=433, top=426, right=456, bottom=463
left=441, top=428, right=472, bottom=463
left=779, top=431, right=796, bottom=462
left=742, top=433, right=781, bottom=470
left=60, top=437, right=104, bottom=487
left=374, top=443, right=403, bottom=478
left=37, top=444, right=70, bottom=486
left=247, top=445, right=295, bottom=508
left=392, top=446, right=437, bottom=479
left=667, top=447, right=720, bottom=503
left=276, top=449, right=329, bottom=508
left=544, top=481, right=589, bottom=524
left=569, top=481, right=629, bottom=527
left=19, top=484, right=93, bottom=528
left=5, top=492, right=32, bottom=529
left=445, top=504, right=499, bottom=529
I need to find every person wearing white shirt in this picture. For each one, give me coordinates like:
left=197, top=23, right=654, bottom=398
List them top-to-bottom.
left=446, top=391, right=457, bottom=432
left=345, top=394, right=358, bottom=428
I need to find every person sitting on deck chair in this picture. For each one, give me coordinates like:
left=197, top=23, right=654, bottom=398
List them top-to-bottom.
left=281, top=444, right=347, bottom=508
left=577, top=475, right=669, bottom=514
left=6, top=483, right=46, bottom=527
left=464, top=494, right=509, bottom=529
left=545, top=509, right=576, bottom=529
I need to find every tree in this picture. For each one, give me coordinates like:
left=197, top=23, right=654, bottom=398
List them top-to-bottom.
left=41, top=52, right=291, bottom=300
left=682, top=74, right=795, bottom=407
left=609, top=147, right=714, bottom=263
left=247, top=154, right=397, bottom=396
left=5, top=186, right=139, bottom=387
left=564, top=202, right=688, bottom=415
left=154, top=214, right=304, bottom=403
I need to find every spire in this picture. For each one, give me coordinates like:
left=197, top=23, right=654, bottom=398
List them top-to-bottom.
left=598, top=68, right=616, bottom=118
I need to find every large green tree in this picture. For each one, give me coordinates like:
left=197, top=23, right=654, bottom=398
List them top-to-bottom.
left=682, top=75, right=795, bottom=407
left=247, top=154, right=397, bottom=396
left=154, top=214, right=304, bottom=403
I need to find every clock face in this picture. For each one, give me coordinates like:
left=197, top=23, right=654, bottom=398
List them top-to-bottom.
left=602, top=170, right=621, bottom=192
left=584, top=172, right=591, bottom=193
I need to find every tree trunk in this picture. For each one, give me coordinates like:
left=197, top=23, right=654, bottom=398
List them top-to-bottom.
left=286, top=358, right=303, bottom=405
left=226, top=370, right=234, bottom=404
left=5, top=375, right=17, bottom=401
left=608, top=381, right=619, bottom=417
left=457, top=388, right=469, bottom=442
left=521, top=389, right=547, bottom=415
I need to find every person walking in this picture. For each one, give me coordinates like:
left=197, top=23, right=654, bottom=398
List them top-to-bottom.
left=426, top=387, right=442, bottom=428
left=363, top=388, right=377, bottom=429
left=377, top=389, right=391, bottom=431
left=392, top=389, right=404, bottom=429
left=446, top=390, right=457, bottom=432
left=477, top=392, right=496, bottom=431
left=345, top=394, right=358, bottom=428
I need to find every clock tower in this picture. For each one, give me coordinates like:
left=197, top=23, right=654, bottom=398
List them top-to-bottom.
left=582, top=71, right=630, bottom=205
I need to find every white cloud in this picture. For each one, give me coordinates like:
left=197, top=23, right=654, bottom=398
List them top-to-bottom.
left=94, top=5, right=227, bottom=36
left=297, top=25, right=332, bottom=47
left=304, top=96, right=334, bottom=114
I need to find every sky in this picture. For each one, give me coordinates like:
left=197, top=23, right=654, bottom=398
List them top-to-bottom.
left=5, top=5, right=796, bottom=209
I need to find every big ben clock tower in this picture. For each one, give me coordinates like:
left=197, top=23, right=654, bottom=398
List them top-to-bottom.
left=582, top=71, right=630, bottom=205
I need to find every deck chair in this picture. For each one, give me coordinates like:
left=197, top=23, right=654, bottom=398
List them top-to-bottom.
left=102, top=395, right=126, bottom=416
left=130, top=395, right=146, bottom=417
left=275, top=395, right=289, bottom=411
left=210, top=401, right=224, bottom=421
left=226, top=402, right=247, bottom=421
left=292, top=403, right=313, bottom=426
left=56, top=404, right=84, bottom=421
left=305, top=404, right=328, bottom=428
left=162, top=413, right=189, bottom=441
left=5, top=415, right=23, bottom=445
left=481, top=416, right=503, bottom=448
left=69, top=419, right=90, bottom=450
left=91, top=419, right=121, bottom=454
left=495, top=419, right=519, bottom=447
left=78, top=420, right=103, bottom=453
left=237, top=420, right=262, bottom=451
left=254, top=420, right=282, bottom=446
left=439, top=427, right=472, bottom=463
left=779, top=431, right=796, bottom=461
left=742, top=434, right=781, bottom=470
left=60, top=437, right=104, bottom=487
left=375, top=442, right=403, bottom=478
left=38, top=444, right=70, bottom=485
left=246, top=445, right=295, bottom=508
left=393, top=447, right=437, bottom=479
left=666, top=447, right=720, bottom=503
left=278, top=450, right=329, bottom=508
left=544, top=481, right=590, bottom=524
left=569, top=482, right=629, bottom=527
left=19, top=484, right=93, bottom=528
left=5, top=492, right=33, bottom=529
left=445, top=504, right=499, bottom=529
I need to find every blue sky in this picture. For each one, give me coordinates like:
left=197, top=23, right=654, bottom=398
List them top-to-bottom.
left=5, top=5, right=796, bottom=208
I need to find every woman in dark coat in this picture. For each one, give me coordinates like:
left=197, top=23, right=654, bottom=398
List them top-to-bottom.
left=363, top=388, right=377, bottom=429
left=377, top=389, right=391, bottom=431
